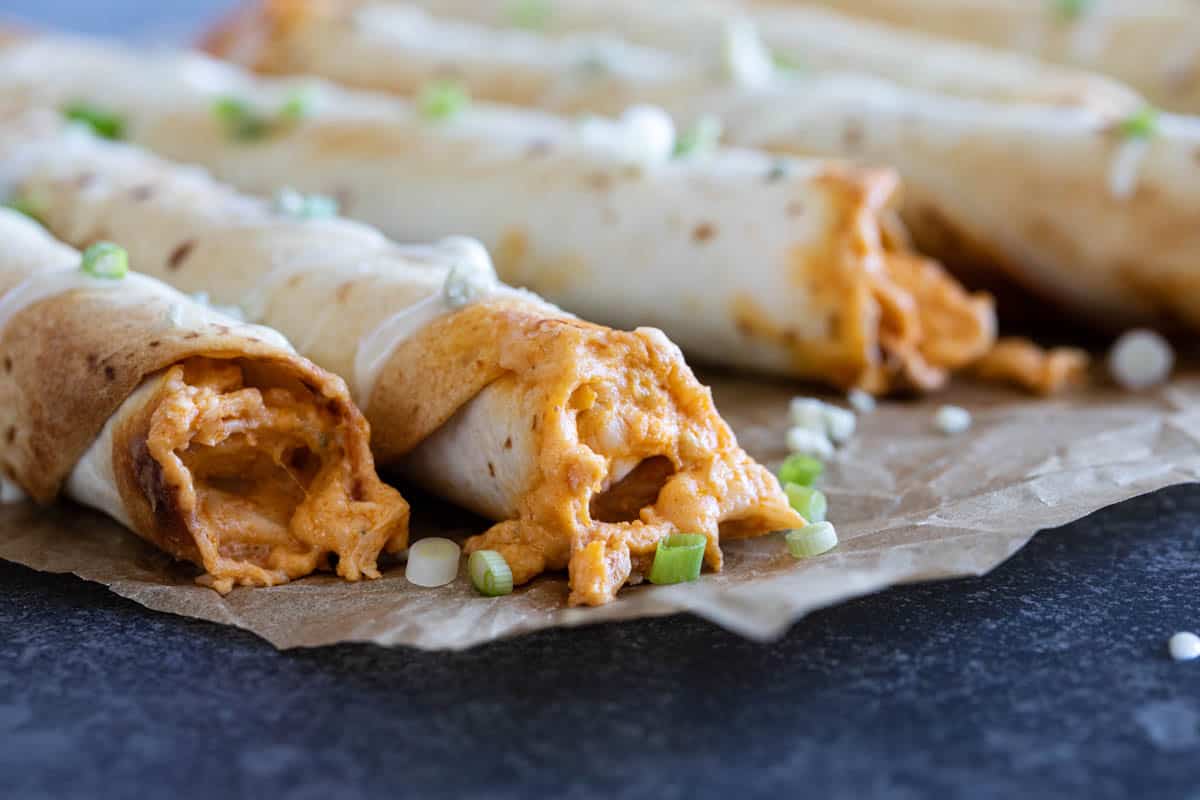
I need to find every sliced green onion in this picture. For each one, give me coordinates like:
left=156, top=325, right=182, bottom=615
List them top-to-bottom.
left=506, top=0, right=552, bottom=30
left=1051, top=0, right=1091, bottom=22
left=771, top=50, right=807, bottom=73
left=574, top=54, right=610, bottom=77
left=417, top=79, right=470, bottom=122
left=278, top=89, right=311, bottom=122
left=212, top=96, right=269, bottom=141
left=63, top=102, right=126, bottom=141
left=1118, top=106, right=1159, bottom=140
left=672, top=115, right=722, bottom=159
left=766, top=160, right=790, bottom=182
left=272, top=187, right=339, bottom=219
left=2, top=195, right=44, bottom=223
left=80, top=242, right=129, bottom=280
left=778, top=453, right=823, bottom=487
left=784, top=483, right=827, bottom=522
left=786, top=522, right=838, bottom=559
left=648, top=532, right=707, bottom=585
left=405, top=537, right=461, bottom=587
left=469, top=550, right=514, bottom=596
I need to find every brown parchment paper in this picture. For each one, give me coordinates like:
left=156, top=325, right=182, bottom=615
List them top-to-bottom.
left=2, top=371, right=1199, bottom=650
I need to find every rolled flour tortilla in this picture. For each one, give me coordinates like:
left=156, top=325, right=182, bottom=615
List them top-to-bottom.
left=296, top=0, right=1137, bottom=111
left=763, top=0, right=1200, bottom=115
left=196, top=7, right=1200, bottom=331
left=0, top=34, right=995, bottom=393
left=0, top=114, right=805, bottom=607
left=0, top=207, right=408, bottom=592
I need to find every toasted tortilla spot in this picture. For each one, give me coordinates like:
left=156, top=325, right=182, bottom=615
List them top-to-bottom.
left=692, top=222, right=717, bottom=243
left=167, top=239, right=196, bottom=270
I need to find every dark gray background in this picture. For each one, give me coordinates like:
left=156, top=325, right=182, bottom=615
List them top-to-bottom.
left=2, top=3, right=1199, bottom=798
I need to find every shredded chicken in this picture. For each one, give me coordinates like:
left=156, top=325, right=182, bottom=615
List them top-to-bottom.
left=459, top=322, right=803, bottom=607
left=972, top=337, right=1091, bottom=396
left=145, top=358, right=407, bottom=592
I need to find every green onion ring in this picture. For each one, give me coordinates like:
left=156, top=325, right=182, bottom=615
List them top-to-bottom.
left=648, top=532, right=707, bottom=585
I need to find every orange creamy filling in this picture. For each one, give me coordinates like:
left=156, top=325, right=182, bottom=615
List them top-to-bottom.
left=462, top=324, right=803, bottom=607
left=972, top=337, right=1090, bottom=396
left=146, top=358, right=407, bottom=592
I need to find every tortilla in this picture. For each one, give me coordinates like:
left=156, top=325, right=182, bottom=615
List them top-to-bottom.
left=313, top=0, right=1138, bottom=112
left=766, top=0, right=1200, bottom=115
left=195, top=5, right=1200, bottom=330
left=0, top=34, right=995, bottom=393
left=0, top=112, right=806, bottom=606
left=0, top=207, right=408, bottom=592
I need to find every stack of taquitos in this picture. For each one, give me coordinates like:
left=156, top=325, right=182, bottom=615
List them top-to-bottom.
left=315, top=0, right=1139, bottom=111
left=772, top=0, right=1200, bottom=115
left=197, top=3, right=1200, bottom=338
left=0, top=35, right=996, bottom=395
left=0, top=112, right=806, bottom=606
left=0, top=206, right=408, bottom=592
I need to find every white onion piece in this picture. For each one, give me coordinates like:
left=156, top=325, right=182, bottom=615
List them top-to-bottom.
left=1108, top=137, right=1149, bottom=200
left=1109, top=329, right=1174, bottom=390
left=847, top=390, right=876, bottom=415
left=934, top=405, right=972, bottom=435
left=785, top=426, right=834, bottom=459
left=0, top=475, right=27, bottom=504
left=405, top=537, right=462, bottom=587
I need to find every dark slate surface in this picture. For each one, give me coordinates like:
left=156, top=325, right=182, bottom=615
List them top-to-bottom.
left=3, top=2, right=1200, bottom=798
left=3, top=487, right=1200, bottom=800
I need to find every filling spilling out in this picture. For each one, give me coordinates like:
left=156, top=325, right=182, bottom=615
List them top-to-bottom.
left=145, top=357, right=407, bottom=592
left=555, top=366, right=800, bottom=606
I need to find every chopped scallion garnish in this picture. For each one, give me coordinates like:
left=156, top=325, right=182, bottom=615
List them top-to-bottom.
left=506, top=0, right=552, bottom=30
left=1051, top=0, right=1091, bottom=22
left=771, top=51, right=806, bottom=73
left=417, top=80, right=470, bottom=122
left=278, top=89, right=311, bottom=122
left=212, top=92, right=310, bottom=142
left=213, top=96, right=269, bottom=141
left=63, top=102, right=126, bottom=141
left=1118, top=107, right=1159, bottom=140
left=672, top=115, right=722, bottom=159
left=766, top=160, right=790, bottom=182
left=272, top=187, right=339, bottom=219
left=2, top=195, right=44, bottom=223
left=80, top=242, right=129, bottom=280
left=778, top=454, right=823, bottom=487
left=784, top=483, right=827, bottom=522
left=786, top=522, right=839, bottom=559
left=648, top=533, right=707, bottom=585
left=469, top=550, right=514, bottom=596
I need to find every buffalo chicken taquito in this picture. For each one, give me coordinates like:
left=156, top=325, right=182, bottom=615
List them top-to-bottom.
left=292, top=0, right=1137, bottom=111
left=772, top=0, right=1200, bottom=115
left=196, top=7, right=1200, bottom=333
left=0, top=35, right=995, bottom=393
left=0, top=116, right=804, bottom=606
left=0, top=208, right=408, bottom=592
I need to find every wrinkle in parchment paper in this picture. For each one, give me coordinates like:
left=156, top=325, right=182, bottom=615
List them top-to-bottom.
left=2, top=373, right=1198, bottom=650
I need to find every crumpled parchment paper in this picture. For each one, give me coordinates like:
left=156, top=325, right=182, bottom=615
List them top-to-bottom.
left=2, top=371, right=1198, bottom=650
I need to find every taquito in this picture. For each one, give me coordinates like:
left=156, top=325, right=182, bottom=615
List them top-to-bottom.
left=301, top=0, right=1137, bottom=111
left=769, top=0, right=1200, bottom=115
left=197, top=6, right=1200, bottom=331
left=0, top=34, right=994, bottom=393
left=0, top=114, right=805, bottom=607
left=0, top=208, right=408, bottom=592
